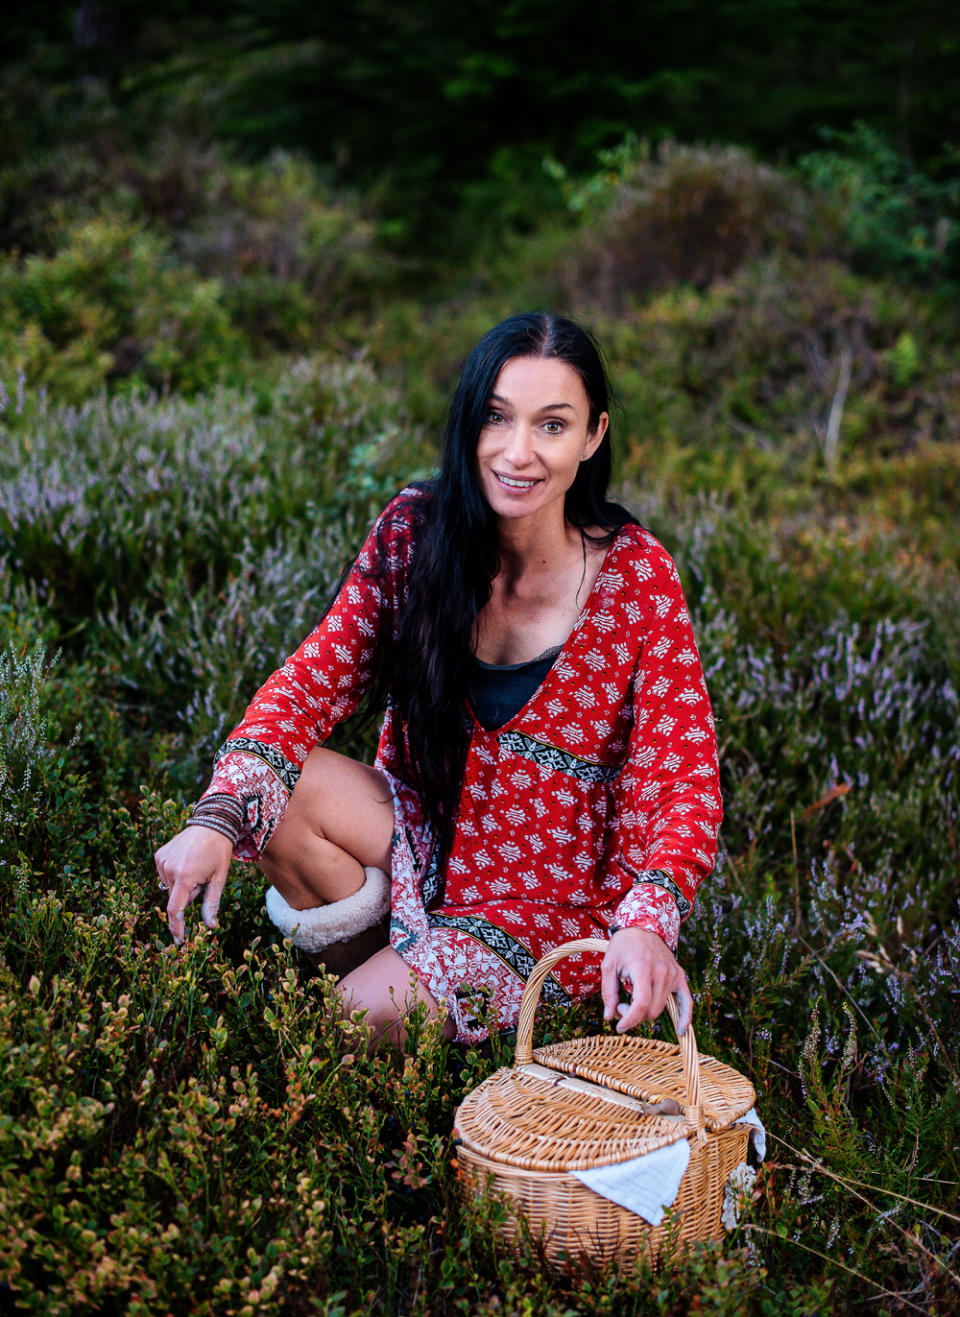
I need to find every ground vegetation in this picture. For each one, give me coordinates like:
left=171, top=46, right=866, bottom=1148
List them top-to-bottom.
left=1, top=23, right=959, bottom=1314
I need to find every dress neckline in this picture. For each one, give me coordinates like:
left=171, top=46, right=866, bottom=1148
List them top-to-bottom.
left=467, top=526, right=629, bottom=734
left=473, top=643, right=563, bottom=673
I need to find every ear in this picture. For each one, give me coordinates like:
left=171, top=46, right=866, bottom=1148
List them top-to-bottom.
left=581, top=411, right=609, bottom=461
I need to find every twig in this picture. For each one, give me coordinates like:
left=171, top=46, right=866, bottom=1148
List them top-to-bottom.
left=823, top=346, right=853, bottom=475
left=725, top=415, right=778, bottom=451
left=790, top=809, right=800, bottom=936
left=722, top=845, right=746, bottom=895
left=767, top=1056, right=802, bottom=1080
left=771, top=1133, right=960, bottom=1225
left=742, top=1225, right=929, bottom=1314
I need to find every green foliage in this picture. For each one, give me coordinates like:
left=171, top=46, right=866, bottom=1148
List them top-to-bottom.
left=2, top=76, right=959, bottom=1317
left=0, top=123, right=388, bottom=398
left=800, top=123, right=960, bottom=290
left=549, top=139, right=825, bottom=304
left=0, top=212, right=244, bottom=397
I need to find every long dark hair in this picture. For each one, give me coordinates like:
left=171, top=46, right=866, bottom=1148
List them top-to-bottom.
left=367, top=312, right=634, bottom=857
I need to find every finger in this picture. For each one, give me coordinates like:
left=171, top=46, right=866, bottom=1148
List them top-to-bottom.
left=200, top=872, right=227, bottom=931
left=166, top=879, right=197, bottom=946
left=166, top=895, right=186, bottom=946
left=600, top=951, right=621, bottom=1021
left=646, top=961, right=673, bottom=1024
left=616, top=969, right=654, bottom=1034
left=674, top=981, right=693, bottom=1037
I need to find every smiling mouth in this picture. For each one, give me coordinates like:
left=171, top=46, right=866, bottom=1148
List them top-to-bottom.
left=494, top=472, right=541, bottom=490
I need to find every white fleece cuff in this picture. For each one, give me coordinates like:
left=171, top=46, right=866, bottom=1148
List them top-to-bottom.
left=265, top=867, right=391, bottom=951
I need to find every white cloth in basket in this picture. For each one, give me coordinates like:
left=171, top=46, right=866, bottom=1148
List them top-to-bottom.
left=735, top=1106, right=766, bottom=1160
left=573, top=1108, right=767, bottom=1224
left=573, top=1139, right=691, bottom=1226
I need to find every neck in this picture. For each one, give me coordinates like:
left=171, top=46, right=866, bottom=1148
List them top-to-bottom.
left=494, top=509, right=579, bottom=583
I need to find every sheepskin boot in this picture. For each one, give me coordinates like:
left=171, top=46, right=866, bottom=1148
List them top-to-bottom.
left=265, top=866, right=391, bottom=980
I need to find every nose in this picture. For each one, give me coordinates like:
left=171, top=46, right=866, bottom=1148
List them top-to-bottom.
left=503, top=421, right=535, bottom=467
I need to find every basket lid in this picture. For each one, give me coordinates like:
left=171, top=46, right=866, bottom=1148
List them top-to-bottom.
left=453, top=939, right=756, bottom=1174
left=454, top=1037, right=755, bottom=1173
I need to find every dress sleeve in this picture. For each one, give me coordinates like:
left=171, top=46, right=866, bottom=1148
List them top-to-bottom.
left=187, top=488, right=422, bottom=860
left=609, top=539, right=722, bottom=948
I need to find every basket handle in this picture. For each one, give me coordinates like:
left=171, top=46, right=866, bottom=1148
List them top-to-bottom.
left=513, top=937, right=705, bottom=1141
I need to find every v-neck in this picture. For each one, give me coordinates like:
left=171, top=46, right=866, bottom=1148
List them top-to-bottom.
left=467, top=527, right=627, bottom=736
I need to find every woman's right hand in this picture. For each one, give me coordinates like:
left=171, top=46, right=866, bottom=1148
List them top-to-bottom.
left=154, top=826, right=234, bottom=944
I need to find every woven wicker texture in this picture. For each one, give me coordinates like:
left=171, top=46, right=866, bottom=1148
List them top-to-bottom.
left=453, top=938, right=758, bottom=1265
left=532, top=1033, right=756, bottom=1137
left=456, top=1126, right=751, bottom=1266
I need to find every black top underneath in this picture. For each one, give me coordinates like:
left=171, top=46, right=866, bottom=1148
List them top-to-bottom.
left=468, top=645, right=563, bottom=731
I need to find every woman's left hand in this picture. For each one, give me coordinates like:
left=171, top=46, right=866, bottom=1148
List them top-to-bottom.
left=601, top=926, right=693, bottom=1036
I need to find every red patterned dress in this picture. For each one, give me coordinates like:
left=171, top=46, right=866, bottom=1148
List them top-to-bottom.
left=198, top=488, right=722, bottom=1042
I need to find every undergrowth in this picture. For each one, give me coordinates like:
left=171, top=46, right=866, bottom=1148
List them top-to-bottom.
left=1, top=124, right=958, bottom=1315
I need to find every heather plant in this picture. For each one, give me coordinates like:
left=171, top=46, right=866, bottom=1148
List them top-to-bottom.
left=3, top=118, right=960, bottom=1316
left=0, top=353, right=417, bottom=630
left=103, top=533, right=352, bottom=792
left=0, top=638, right=93, bottom=889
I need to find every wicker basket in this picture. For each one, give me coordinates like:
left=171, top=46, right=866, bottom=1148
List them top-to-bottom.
left=454, top=938, right=756, bottom=1267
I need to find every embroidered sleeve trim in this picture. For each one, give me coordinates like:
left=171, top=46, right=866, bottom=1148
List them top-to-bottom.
left=498, top=729, right=623, bottom=785
left=213, top=737, right=301, bottom=794
left=620, top=864, right=692, bottom=918
left=608, top=883, right=682, bottom=950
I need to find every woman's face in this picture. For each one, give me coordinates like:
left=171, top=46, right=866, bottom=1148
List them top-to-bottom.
left=475, top=355, right=608, bottom=529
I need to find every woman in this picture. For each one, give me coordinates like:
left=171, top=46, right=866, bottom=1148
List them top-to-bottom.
left=155, top=313, right=721, bottom=1046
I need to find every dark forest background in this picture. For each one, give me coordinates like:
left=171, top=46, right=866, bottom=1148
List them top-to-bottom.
left=4, top=0, right=959, bottom=243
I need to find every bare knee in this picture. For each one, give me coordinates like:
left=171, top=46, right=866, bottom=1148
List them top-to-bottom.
left=264, top=746, right=393, bottom=877
left=260, top=814, right=318, bottom=882
left=338, top=947, right=455, bottom=1050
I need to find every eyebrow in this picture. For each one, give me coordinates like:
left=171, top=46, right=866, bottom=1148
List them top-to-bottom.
left=488, top=394, right=576, bottom=411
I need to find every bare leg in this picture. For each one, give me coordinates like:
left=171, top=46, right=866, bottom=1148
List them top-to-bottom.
left=261, top=746, right=394, bottom=910
left=339, top=945, right=457, bottom=1049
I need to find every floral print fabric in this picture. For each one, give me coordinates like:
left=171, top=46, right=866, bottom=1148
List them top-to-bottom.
left=200, top=488, right=722, bottom=1041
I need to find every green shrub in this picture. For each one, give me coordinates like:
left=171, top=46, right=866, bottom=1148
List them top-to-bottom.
left=800, top=123, right=960, bottom=291
left=0, top=131, right=388, bottom=398
left=550, top=139, right=827, bottom=309
left=0, top=212, right=244, bottom=397
left=594, top=255, right=960, bottom=509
